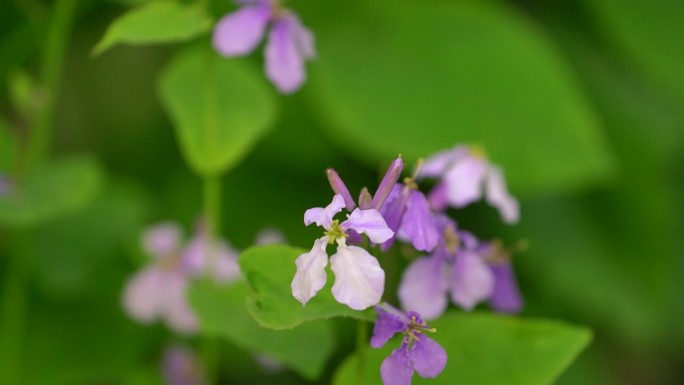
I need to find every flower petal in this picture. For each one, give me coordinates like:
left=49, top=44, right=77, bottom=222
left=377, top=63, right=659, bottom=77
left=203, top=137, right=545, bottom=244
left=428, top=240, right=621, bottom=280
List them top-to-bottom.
left=212, top=6, right=271, bottom=56
left=265, top=14, right=309, bottom=93
left=418, top=145, right=468, bottom=178
left=444, top=156, right=487, bottom=207
left=485, top=166, right=520, bottom=224
left=397, top=191, right=438, bottom=252
left=304, top=194, right=345, bottom=228
left=342, top=208, right=394, bottom=244
left=142, top=222, right=182, bottom=258
left=182, top=236, right=241, bottom=283
left=291, top=237, right=329, bottom=305
left=212, top=241, right=242, bottom=283
left=330, top=244, right=385, bottom=310
left=450, top=250, right=494, bottom=310
left=398, top=255, right=448, bottom=321
left=489, top=261, right=524, bottom=313
left=122, top=267, right=166, bottom=322
left=163, top=273, right=198, bottom=334
left=371, top=307, right=407, bottom=348
left=410, top=336, right=447, bottom=378
left=380, top=346, right=414, bottom=385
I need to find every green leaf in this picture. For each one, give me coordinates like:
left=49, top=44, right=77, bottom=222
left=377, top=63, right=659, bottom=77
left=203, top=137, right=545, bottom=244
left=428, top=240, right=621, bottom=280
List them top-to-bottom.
left=585, top=0, right=684, bottom=106
left=93, top=1, right=212, bottom=55
left=309, top=1, right=615, bottom=196
left=158, top=47, right=278, bottom=176
left=0, top=118, right=14, bottom=170
left=0, top=156, right=104, bottom=228
left=239, top=245, right=376, bottom=330
left=189, top=281, right=336, bottom=380
left=333, top=312, right=592, bottom=385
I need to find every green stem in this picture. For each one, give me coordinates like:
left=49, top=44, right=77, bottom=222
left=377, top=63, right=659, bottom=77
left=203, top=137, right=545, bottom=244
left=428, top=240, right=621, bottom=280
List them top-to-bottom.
left=26, top=0, right=78, bottom=168
left=202, top=174, right=221, bottom=384
left=0, top=235, right=29, bottom=384
left=356, top=320, right=368, bottom=382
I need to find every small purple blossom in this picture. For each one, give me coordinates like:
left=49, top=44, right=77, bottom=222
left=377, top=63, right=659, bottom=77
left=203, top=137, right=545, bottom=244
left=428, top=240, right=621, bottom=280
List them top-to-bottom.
left=213, top=0, right=315, bottom=94
left=420, top=145, right=520, bottom=224
left=379, top=183, right=439, bottom=252
left=291, top=194, right=394, bottom=310
left=398, top=218, right=494, bottom=320
left=481, top=240, right=524, bottom=313
left=371, top=304, right=447, bottom=385
left=162, top=345, right=206, bottom=385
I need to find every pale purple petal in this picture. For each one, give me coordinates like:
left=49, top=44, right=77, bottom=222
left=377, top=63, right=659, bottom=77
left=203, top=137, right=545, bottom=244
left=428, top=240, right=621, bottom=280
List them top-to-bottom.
left=212, top=6, right=271, bottom=56
left=287, top=13, right=316, bottom=59
left=265, top=15, right=307, bottom=94
left=418, top=145, right=469, bottom=178
left=444, top=156, right=487, bottom=207
left=372, top=157, right=404, bottom=209
left=485, top=166, right=520, bottom=224
left=326, top=168, right=356, bottom=211
left=427, top=181, right=448, bottom=211
left=397, top=191, right=438, bottom=252
left=304, top=194, right=345, bottom=229
left=342, top=208, right=394, bottom=244
left=142, top=222, right=182, bottom=258
left=254, top=228, right=286, bottom=245
left=181, top=236, right=240, bottom=282
left=291, top=237, right=329, bottom=305
left=212, top=241, right=241, bottom=283
left=330, top=244, right=385, bottom=310
left=450, top=251, right=494, bottom=310
left=398, top=256, right=448, bottom=321
left=489, top=261, right=524, bottom=313
left=122, top=267, right=166, bottom=322
left=163, top=273, right=198, bottom=334
left=371, top=307, right=407, bottom=348
left=410, top=336, right=447, bottom=378
left=162, top=346, right=205, bottom=385
left=380, top=347, right=413, bottom=385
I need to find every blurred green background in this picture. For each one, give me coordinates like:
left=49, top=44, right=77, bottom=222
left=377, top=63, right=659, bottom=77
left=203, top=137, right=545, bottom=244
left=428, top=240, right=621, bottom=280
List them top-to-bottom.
left=0, top=0, right=682, bottom=384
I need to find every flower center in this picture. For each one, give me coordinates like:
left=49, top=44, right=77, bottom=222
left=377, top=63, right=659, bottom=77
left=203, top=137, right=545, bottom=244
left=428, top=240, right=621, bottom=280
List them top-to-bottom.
left=324, top=220, right=347, bottom=244
left=404, top=315, right=437, bottom=348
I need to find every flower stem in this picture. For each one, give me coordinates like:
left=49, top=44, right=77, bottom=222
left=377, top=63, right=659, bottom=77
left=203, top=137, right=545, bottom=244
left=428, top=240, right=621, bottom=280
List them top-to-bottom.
left=26, top=0, right=77, bottom=169
left=201, top=174, right=221, bottom=384
left=0, top=234, right=29, bottom=384
left=356, top=319, right=368, bottom=382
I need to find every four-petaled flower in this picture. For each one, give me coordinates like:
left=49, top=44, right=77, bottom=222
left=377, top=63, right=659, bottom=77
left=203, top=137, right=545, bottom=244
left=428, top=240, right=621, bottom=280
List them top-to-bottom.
left=213, top=0, right=315, bottom=94
left=420, top=145, right=519, bottom=224
left=291, top=194, right=394, bottom=310
left=371, top=304, right=447, bottom=385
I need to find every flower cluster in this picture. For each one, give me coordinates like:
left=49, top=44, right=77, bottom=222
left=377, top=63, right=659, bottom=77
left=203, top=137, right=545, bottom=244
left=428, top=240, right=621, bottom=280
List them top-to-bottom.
left=213, top=0, right=315, bottom=94
left=292, top=145, right=524, bottom=385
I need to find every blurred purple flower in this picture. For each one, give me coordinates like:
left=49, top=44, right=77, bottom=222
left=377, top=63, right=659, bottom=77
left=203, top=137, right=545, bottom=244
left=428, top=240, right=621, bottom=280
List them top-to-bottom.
left=213, top=0, right=315, bottom=94
left=420, top=145, right=519, bottom=224
left=379, top=183, right=438, bottom=252
left=291, top=194, right=394, bottom=310
left=398, top=218, right=494, bottom=320
left=182, top=231, right=241, bottom=284
left=480, top=240, right=524, bottom=313
left=371, top=304, right=447, bottom=385
left=162, top=345, right=206, bottom=385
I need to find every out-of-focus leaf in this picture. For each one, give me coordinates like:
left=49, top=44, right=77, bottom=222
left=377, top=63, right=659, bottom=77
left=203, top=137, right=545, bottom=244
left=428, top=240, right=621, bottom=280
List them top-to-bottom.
left=585, top=0, right=684, bottom=106
left=310, top=1, right=615, bottom=196
left=92, top=2, right=211, bottom=55
left=158, top=47, right=277, bottom=176
left=0, top=118, right=13, bottom=170
left=0, top=156, right=103, bottom=228
left=27, top=180, right=149, bottom=299
left=239, top=245, right=376, bottom=330
left=189, top=281, right=336, bottom=380
left=333, top=312, right=591, bottom=385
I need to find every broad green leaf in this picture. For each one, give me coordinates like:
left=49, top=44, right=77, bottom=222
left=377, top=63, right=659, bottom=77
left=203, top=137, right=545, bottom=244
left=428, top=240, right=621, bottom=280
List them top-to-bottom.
left=585, top=0, right=684, bottom=106
left=309, top=1, right=615, bottom=196
left=92, top=2, right=211, bottom=55
left=158, top=47, right=277, bottom=176
left=0, top=156, right=104, bottom=228
left=239, top=245, right=376, bottom=330
left=189, top=281, right=336, bottom=380
left=333, top=312, right=591, bottom=385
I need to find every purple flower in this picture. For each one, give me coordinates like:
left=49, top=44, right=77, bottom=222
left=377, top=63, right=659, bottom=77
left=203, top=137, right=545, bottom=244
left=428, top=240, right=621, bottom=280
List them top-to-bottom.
left=213, top=0, right=315, bottom=94
left=420, top=145, right=520, bottom=224
left=380, top=183, right=439, bottom=252
left=291, top=194, right=394, bottom=310
left=398, top=218, right=494, bottom=320
left=123, top=222, right=199, bottom=333
left=182, top=230, right=241, bottom=284
left=481, top=240, right=524, bottom=313
left=371, top=304, right=447, bottom=385
left=162, top=345, right=206, bottom=385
